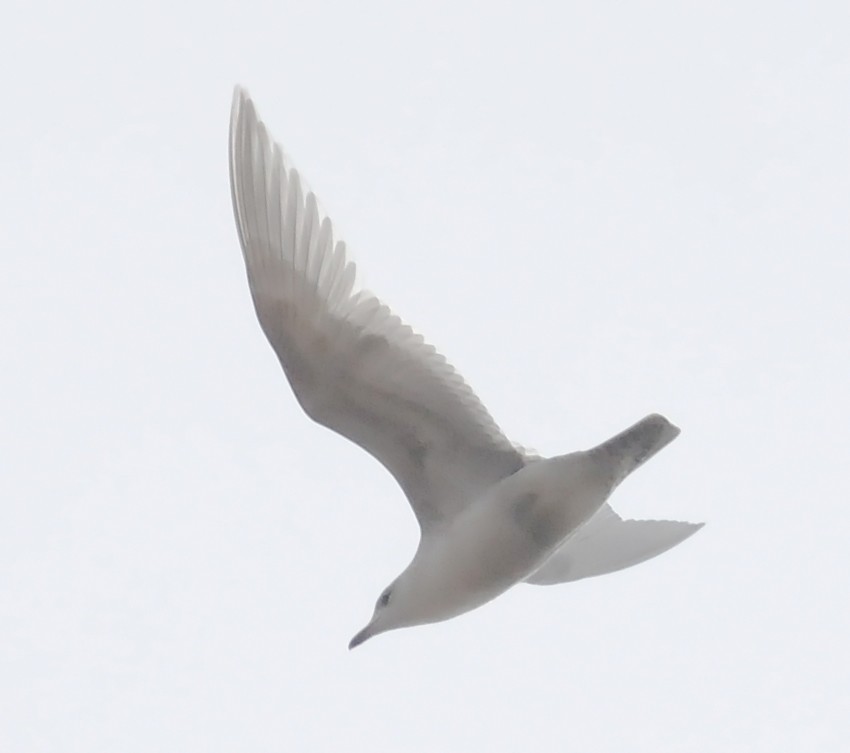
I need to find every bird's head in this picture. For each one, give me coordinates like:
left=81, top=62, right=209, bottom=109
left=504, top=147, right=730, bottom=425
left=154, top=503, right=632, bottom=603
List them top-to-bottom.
left=348, top=577, right=412, bottom=649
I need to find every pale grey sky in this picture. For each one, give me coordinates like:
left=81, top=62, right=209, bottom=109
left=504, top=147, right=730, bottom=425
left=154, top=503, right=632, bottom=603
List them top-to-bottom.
left=2, top=1, right=849, bottom=751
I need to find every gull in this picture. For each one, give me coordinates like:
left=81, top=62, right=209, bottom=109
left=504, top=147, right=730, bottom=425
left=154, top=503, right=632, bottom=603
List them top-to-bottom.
left=228, top=87, right=702, bottom=649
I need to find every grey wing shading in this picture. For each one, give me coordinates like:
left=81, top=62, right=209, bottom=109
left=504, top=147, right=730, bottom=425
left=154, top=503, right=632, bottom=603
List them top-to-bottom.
left=229, top=87, right=525, bottom=531
left=524, top=504, right=703, bottom=585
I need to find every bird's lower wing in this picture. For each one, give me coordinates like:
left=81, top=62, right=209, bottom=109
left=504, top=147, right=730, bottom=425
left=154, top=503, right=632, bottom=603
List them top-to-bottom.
left=230, top=88, right=525, bottom=530
left=524, top=503, right=703, bottom=585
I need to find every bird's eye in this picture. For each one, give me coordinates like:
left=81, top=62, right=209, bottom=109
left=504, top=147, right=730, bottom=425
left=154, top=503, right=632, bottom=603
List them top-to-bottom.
left=378, top=589, right=391, bottom=608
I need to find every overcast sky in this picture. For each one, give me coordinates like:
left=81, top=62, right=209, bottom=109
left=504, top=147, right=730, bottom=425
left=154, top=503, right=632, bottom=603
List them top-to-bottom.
left=2, top=1, right=849, bottom=751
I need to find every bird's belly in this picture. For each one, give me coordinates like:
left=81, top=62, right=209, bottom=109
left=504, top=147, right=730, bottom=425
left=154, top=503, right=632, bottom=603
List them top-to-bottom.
left=418, top=462, right=609, bottom=622
left=428, top=503, right=562, bottom=618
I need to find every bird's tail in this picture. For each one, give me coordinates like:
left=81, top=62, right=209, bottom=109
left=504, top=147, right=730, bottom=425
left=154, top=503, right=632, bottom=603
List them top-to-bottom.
left=590, top=413, right=680, bottom=488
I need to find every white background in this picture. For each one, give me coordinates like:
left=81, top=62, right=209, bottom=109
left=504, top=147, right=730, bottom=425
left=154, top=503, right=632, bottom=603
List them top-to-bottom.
left=2, top=1, right=848, bottom=751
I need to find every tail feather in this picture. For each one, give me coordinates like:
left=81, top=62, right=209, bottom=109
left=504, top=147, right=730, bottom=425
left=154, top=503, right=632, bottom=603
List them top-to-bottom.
left=591, top=413, right=680, bottom=488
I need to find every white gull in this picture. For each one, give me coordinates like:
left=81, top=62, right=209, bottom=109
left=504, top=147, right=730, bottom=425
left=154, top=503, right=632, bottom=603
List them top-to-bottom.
left=228, top=87, right=702, bottom=648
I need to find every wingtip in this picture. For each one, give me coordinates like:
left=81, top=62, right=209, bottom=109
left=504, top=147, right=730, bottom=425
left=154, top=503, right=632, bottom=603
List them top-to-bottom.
left=232, top=84, right=249, bottom=104
left=230, top=86, right=256, bottom=137
left=657, top=519, right=705, bottom=536
left=670, top=519, right=706, bottom=543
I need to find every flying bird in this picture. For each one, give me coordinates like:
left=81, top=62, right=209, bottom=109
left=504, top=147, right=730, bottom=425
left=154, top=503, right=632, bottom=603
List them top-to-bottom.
left=228, top=87, right=702, bottom=648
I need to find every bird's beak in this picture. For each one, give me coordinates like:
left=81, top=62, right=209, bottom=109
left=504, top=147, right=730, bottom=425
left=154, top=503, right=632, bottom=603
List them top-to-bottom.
left=348, top=624, right=374, bottom=650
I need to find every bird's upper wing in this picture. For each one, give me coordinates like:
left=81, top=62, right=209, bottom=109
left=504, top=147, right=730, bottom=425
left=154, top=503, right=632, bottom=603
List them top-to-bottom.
left=229, top=87, right=525, bottom=531
left=524, top=503, right=703, bottom=585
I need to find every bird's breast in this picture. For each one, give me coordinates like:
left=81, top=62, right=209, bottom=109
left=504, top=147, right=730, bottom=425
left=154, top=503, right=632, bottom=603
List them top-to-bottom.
left=411, top=457, right=611, bottom=621
left=426, top=491, right=566, bottom=611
